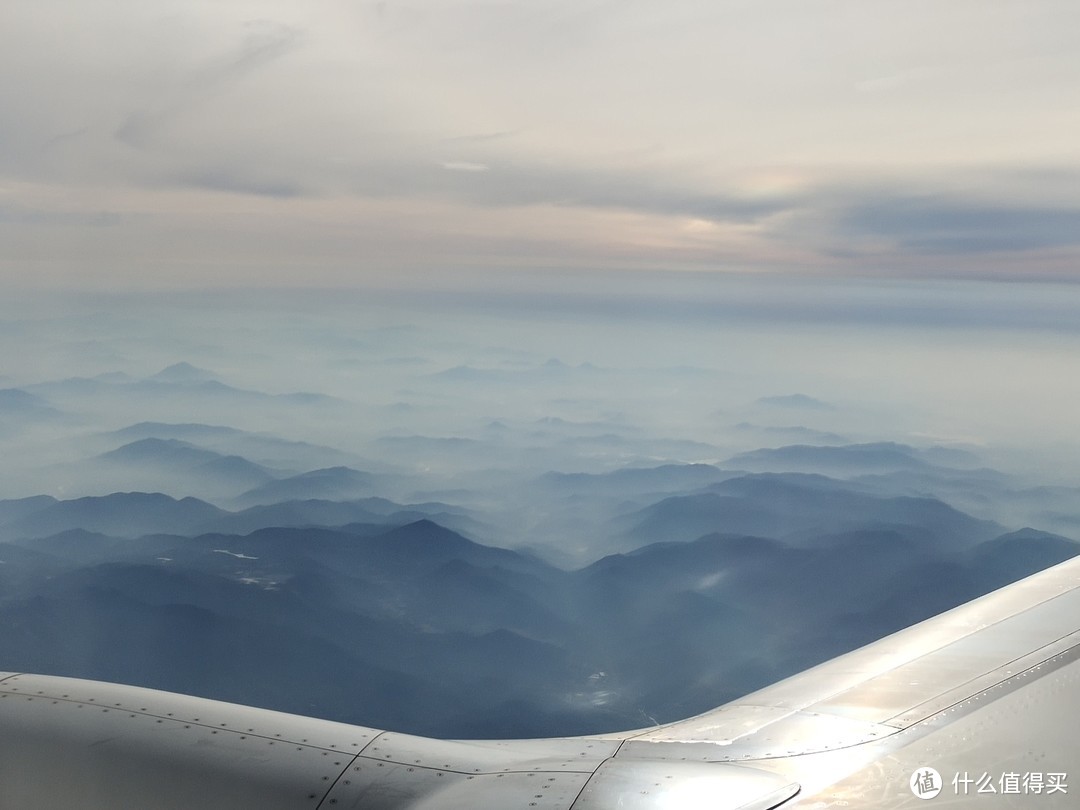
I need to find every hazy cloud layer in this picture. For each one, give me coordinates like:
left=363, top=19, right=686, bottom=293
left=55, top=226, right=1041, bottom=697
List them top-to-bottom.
left=4, top=0, right=1080, bottom=284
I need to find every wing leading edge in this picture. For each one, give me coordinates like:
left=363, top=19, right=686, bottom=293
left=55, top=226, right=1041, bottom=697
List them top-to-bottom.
left=611, top=553, right=1080, bottom=806
left=3, top=555, right=1080, bottom=808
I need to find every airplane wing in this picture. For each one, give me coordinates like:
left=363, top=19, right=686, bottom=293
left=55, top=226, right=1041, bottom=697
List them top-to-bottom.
left=3, top=554, right=1079, bottom=809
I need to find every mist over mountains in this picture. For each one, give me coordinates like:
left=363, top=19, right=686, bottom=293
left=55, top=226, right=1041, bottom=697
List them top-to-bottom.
left=2, top=282, right=1079, bottom=737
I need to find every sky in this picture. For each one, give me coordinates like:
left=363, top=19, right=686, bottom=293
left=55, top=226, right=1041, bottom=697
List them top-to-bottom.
left=3, top=0, right=1080, bottom=287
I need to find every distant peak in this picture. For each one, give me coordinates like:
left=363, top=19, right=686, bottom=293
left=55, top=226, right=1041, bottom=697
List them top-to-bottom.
left=151, top=362, right=218, bottom=382
left=295, top=466, right=366, bottom=479
left=84, top=491, right=178, bottom=504
left=387, top=518, right=466, bottom=542
left=995, top=527, right=1077, bottom=543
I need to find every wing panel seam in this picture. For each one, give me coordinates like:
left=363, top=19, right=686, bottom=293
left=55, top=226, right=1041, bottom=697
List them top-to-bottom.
left=765, top=579, right=1080, bottom=717
left=890, top=633, right=1080, bottom=730
left=568, top=739, right=626, bottom=810
left=314, top=753, right=363, bottom=810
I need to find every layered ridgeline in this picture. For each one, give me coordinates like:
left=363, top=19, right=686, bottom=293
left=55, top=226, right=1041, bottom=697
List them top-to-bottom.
left=2, top=342, right=1079, bottom=738
left=1, top=433, right=1076, bottom=737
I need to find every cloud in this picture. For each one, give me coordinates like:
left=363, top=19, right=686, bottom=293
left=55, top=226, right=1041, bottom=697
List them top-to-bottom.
left=5, top=1, right=1080, bottom=283
left=115, top=21, right=303, bottom=150
left=854, top=67, right=936, bottom=94
left=441, top=131, right=519, bottom=144
left=440, top=161, right=490, bottom=172
left=398, top=162, right=797, bottom=225
left=172, top=167, right=307, bottom=198
left=820, top=191, right=1080, bottom=256
left=867, top=201, right=1080, bottom=254
left=0, top=203, right=121, bottom=227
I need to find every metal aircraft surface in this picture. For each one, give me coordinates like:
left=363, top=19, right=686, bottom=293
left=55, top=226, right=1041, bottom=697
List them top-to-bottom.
left=3, top=554, right=1079, bottom=808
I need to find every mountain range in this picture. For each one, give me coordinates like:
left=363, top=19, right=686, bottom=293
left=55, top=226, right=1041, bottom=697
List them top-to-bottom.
left=2, top=358, right=1078, bottom=740
left=2, top=505, right=1075, bottom=737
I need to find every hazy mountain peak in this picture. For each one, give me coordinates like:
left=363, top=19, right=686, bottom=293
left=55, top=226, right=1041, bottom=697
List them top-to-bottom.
left=151, top=362, right=218, bottom=382
left=0, top=388, right=58, bottom=413
left=756, top=393, right=834, bottom=410
left=110, top=422, right=244, bottom=440
left=102, top=436, right=198, bottom=454
left=724, top=442, right=946, bottom=475
left=231, top=466, right=376, bottom=509
left=295, top=466, right=363, bottom=479
left=711, top=471, right=848, bottom=494
left=384, top=517, right=456, bottom=538
left=991, top=527, right=1078, bottom=545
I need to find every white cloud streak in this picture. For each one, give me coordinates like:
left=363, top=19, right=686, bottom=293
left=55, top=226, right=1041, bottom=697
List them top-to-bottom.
left=440, top=161, right=490, bottom=172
